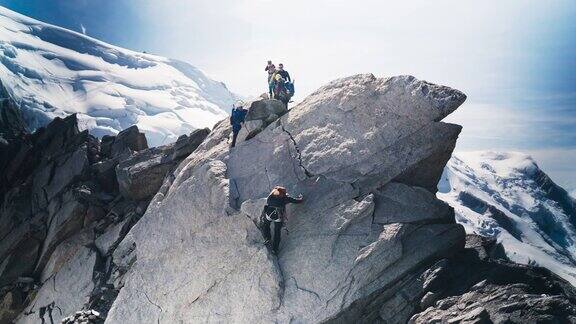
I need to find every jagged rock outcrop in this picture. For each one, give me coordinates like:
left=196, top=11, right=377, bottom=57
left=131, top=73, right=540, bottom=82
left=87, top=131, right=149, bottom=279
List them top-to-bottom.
left=2, top=73, right=576, bottom=324
left=101, top=74, right=576, bottom=323
left=104, top=74, right=471, bottom=323
left=0, top=81, right=27, bottom=144
left=0, top=92, right=210, bottom=323
left=236, top=99, right=287, bottom=142
left=116, top=128, right=210, bottom=200
left=409, top=235, right=576, bottom=323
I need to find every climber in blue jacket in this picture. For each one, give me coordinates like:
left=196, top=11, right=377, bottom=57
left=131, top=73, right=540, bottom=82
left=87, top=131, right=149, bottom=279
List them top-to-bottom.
left=230, top=101, right=247, bottom=148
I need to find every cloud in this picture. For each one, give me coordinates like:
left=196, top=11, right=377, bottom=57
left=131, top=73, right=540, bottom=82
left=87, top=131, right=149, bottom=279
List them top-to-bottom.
left=80, top=23, right=86, bottom=35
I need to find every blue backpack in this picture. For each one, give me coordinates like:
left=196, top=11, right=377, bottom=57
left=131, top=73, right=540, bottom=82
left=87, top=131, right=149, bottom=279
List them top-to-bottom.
left=285, top=81, right=295, bottom=96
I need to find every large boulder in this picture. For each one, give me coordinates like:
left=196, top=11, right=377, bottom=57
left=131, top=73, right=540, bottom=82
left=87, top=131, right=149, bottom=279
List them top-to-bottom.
left=106, top=74, right=471, bottom=323
left=235, top=99, right=287, bottom=143
left=244, top=99, right=287, bottom=122
left=102, top=125, right=148, bottom=159
left=116, top=128, right=210, bottom=200
left=171, top=128, right=210, bottom=160
left=116, top=145, right=174, bottom=200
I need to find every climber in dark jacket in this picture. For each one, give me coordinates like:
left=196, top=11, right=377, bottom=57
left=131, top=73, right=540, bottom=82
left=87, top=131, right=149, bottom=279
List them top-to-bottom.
left=276, top=63, right=291, bottom=82
left=230, top=101, right=247, bottom=148
left=260, top=186, right=304, bottom=255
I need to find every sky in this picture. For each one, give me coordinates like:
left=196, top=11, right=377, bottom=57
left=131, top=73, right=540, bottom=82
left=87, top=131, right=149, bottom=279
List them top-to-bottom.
left=0, top=0, right=575, bottom=190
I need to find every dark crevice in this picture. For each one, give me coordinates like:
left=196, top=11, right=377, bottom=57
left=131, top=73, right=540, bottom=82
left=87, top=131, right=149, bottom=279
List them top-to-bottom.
left=279, top=120, right=313, bottom=178
left=291, top=277, right=320, bottom=300
left=142, top=289, right=163, bottom=324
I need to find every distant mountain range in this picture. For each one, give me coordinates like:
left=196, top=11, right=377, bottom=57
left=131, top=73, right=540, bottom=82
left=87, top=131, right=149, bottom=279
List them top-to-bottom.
left=0, top=6, right=237, bottom=146
left=439, top=151, right=576, bottom=285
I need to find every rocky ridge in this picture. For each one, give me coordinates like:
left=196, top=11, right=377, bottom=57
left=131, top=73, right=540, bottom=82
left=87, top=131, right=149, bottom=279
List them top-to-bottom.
left=0, top=74, right=575, bottom=323
left=0, top=82, right=209, bottom=323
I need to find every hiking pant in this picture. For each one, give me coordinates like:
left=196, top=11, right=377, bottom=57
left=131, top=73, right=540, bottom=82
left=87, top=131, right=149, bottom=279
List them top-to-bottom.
left=269, top=83, right=275, bottom=98
left=231, top=129, right=240, bottom=147
left=261, top=218, right=283, bottom=253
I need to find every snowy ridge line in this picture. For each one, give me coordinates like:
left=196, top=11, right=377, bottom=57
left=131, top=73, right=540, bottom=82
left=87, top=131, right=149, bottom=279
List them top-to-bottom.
left=0, top=5, right=238, bottom=147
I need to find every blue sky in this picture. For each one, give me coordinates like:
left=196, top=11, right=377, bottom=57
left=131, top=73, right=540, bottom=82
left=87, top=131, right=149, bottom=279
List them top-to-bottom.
left=0, top=0, right=575, bottom=190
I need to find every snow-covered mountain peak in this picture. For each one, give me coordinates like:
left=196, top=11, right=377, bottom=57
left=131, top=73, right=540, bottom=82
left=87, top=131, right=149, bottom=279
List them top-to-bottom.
left=0, top=6, right=237, bottom=146
left=439, top=150, right=576, bottom=285
left=454, top=151, right=539, bottom=179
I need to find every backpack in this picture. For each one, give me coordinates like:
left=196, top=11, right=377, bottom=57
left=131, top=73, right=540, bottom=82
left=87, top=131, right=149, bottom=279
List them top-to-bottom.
left=285, top=81, right=295, bottom=96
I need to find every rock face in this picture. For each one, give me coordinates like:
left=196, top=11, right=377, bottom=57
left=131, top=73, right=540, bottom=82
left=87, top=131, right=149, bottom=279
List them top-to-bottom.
left=2, top=73, right=576, bottom=323
left=103, top=73, right=494, bottom=323
left=103, top=74, right=576, bottom=324
left=0, top=91, right=210, bottom=323
left=409, top=235, right=576, bottom=323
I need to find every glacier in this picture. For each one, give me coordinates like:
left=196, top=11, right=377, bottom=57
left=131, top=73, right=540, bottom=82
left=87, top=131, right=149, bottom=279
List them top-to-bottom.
left=0, top=6, right=237, bottom=146
left=439, top=151, right=576, bottom=285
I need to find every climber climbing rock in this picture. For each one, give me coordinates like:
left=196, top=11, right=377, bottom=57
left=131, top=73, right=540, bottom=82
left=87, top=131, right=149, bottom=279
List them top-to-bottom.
left=265, top=60, right=276, bottom=98
left=230, top=100, right=247, bottom=148
left=259, top=186, right=304, bottom=255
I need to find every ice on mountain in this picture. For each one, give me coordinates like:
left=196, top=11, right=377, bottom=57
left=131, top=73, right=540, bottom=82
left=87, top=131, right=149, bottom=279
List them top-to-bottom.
left=0, top=6, right=236, bottom=147
left=439, top=151, right=576, bottom=285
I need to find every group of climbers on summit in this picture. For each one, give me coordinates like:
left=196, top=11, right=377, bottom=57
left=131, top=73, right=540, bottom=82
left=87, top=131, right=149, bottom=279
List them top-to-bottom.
left=229, top=60, right=295, bottom=148
left=265, top=60, right=294, bottom=105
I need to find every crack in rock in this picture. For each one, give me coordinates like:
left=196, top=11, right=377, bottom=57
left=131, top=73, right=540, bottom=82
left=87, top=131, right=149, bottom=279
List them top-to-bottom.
left=279, top=121, right=313, bottom=178
left=291, top=277, right=321, bottom=300
left=141, top=289, right=163, bottom=324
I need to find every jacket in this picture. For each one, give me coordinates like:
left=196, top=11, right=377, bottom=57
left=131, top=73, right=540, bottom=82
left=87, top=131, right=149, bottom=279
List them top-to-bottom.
left=276, top=70, right=291, bottom=82
left=230, top=108, right=247, bottom=132
left=264, top=194, right=303, bottom=222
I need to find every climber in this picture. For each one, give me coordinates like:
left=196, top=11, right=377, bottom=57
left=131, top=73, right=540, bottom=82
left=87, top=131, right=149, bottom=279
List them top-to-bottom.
left=265, top=60, right=276, bottom=98
left=276, top=63, right=291, bottom=82
left=277, top=63, right=294, bottom=98
left=273, top=73, right=291, bottom=106
left=229, top=100, right=247, bottom=148
left=260, top=186, right=304, bottom=255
